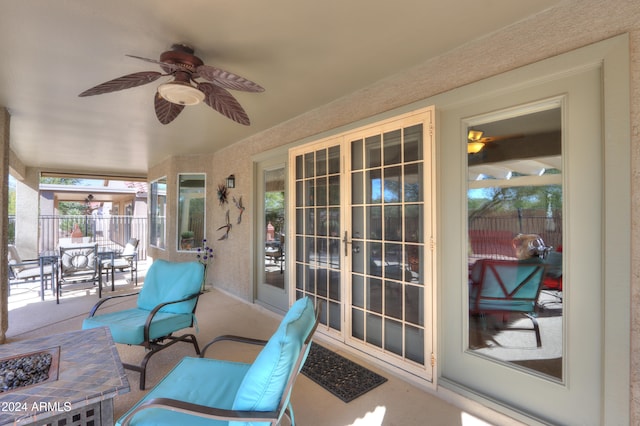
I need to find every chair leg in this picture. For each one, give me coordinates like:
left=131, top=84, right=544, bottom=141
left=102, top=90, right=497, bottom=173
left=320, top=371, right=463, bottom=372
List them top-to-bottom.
left=525, top=313, right=542, bottom=347
left=123, top=333, right=201, bottom=390
left=285, top=401, right=295, bottom=426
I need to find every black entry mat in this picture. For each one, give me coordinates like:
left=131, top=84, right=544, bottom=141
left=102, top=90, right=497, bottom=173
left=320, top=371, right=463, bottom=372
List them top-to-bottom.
left=301, top=343, right=387, bottom=403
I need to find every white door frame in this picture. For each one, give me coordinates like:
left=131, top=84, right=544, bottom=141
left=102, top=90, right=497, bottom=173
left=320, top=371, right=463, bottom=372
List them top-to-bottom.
left=436, top=35, right=630, bottom=425
left=288, top=106, right=436, bottom=382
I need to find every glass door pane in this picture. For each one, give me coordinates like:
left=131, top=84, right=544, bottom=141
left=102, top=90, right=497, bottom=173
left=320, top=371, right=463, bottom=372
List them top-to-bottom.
left=350, top=123, right=427, bottom=367
left=294, top=145, right=342, bottom=330
left=257, top=159, right=288, bottom=313
left=264, top=168, right=286, bottom=288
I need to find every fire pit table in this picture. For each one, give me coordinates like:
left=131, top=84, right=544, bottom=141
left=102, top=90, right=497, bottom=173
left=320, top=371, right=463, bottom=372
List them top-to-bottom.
left=0, top=327, right=129, bottom=426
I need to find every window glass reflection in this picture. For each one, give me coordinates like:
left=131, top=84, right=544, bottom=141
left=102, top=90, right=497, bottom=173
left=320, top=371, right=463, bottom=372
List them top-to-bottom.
left=466, top=104, right=563, bottom=381
left=383, top=129, right=402, bottom=166
left=384, top=166, right=402, bottom=203
left=264, top=168, right=286, bottom=288
left=177, top=174, right=205, bottom=251
left=150, top=177, right=167, bottom=249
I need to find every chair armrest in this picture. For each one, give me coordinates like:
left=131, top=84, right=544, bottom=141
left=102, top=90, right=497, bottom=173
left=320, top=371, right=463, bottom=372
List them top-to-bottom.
left=114, top=252, right=137, bottom=261
left=9, top=259, right=41, bottom=268
left=87, top=292, right=140, bottom=317
left=143, top=292, right=202, bottom=343
left=200, top=300, right=321, bottom=357
left=201, top=335, right=268, bottom=358
left=119, top=397, right=278, bottom=426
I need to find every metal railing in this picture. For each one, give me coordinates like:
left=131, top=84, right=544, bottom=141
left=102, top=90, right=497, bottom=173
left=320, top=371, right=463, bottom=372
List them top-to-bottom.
left=468, top=212, right=562, bottom=258
left=39, top=215, right=148, bottom=259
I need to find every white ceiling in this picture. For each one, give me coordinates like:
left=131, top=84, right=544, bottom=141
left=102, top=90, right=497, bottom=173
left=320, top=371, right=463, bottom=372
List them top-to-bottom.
left=0, top=1, right=561, bottom=179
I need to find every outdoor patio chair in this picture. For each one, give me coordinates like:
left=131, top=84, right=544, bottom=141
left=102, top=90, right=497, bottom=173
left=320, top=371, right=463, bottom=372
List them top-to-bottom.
left=102, top=237, right=139, bottom=286
left=57, top=243, right=100, bottom=304
left=7, top=245, right=55, bottom=295
left=265, top=245, right=284, bottom=274
left=542, top=247, right=563, bottom=291
left=82, top=259, right=205, bottom=390
left=469, top=259, right=546, bottom=347
left=116, top=296, right=319, bottom=426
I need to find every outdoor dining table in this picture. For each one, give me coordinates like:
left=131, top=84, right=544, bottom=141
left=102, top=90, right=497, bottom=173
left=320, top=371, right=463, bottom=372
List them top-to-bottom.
left=37, top=247, right=118, bottom=301
left=97, top=248, right=117, bottom=295
left=38, top=250, right=58, bottom=301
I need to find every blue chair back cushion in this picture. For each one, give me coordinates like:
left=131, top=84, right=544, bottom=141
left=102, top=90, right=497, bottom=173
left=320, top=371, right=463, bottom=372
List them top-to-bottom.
left=137, top=259, right=204, bottom=314
left=470, top=260, right=545, bottom=313
left=232, top=297, right=315, bottom=413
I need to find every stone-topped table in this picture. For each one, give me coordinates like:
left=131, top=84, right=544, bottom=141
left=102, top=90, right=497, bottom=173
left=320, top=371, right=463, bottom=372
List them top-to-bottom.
left=0, top=327, right=129, bottom=425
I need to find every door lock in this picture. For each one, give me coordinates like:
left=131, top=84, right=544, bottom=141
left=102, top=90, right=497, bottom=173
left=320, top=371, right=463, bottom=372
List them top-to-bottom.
left=343, top=231, right=360, bottom=256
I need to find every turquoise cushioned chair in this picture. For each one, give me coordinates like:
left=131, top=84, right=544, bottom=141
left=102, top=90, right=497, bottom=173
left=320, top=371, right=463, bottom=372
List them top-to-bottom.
left=83, top=259, right=204, bottom=390
left=469, top=259, right=546, bottom=347
left=117, top=297, right=318, bottom=426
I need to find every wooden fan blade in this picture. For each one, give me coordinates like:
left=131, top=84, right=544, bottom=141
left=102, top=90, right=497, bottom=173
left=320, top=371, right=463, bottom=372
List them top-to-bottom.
left=126, top=54, right=181, bottom=73
left=196, top=65, right=264, bottom=93
left=79, top=71, right=163, bottom=97
left=197, top=82, right=251, bottom=125
left=154, top=92, right=184, bottom=125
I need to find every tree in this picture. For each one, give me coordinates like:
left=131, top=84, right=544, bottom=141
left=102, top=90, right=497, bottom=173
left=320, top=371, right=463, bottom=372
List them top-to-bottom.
left=8, top=177, right=15, bottom=215
left=40, top=177, right=81, bottom=185
left=40, top=177, right=85, bottom=215
left=468, top=184, right=562, bottom=221
left=265, top=191, right=285, bottom=232
left=57, top=201, right=86, bottom=216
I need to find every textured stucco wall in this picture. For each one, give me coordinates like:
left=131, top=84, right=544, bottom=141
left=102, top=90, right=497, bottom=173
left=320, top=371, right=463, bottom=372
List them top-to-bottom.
left=149, top=0, right=640, bottom=420
left=630, top=29, right=640, bottom=424
left=0, top=109, right=9, bottom=343
left=147, top=153, right=255, bottom=299
left=15, top=168, right=40, bottom=258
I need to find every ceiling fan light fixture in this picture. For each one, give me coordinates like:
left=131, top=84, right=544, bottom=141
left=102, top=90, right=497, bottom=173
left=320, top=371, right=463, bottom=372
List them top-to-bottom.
left=157, top=81, right=205, bottom=105
left=468, top=130, right=484, bottom=141
left=467, top=141, right=485, bottom=154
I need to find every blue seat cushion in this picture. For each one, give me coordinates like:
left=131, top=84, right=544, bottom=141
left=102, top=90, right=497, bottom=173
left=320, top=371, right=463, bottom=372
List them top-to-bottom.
left=137, top=259, right=204, bottom=314
left=115, top=297, right=315, bottom=426
left=232, top=297, right=315, bottom=413
left=472, top=299, right=536, bottom=312
left=82, top=308, right=195, bottom=345
left=117, top=357, right=251, bottom=426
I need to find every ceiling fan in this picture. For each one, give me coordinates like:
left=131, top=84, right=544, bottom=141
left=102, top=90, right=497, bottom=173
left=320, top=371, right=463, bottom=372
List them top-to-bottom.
left=78, top=43, right=264, bottom=125
left=467, top=129, right=523, bottom=154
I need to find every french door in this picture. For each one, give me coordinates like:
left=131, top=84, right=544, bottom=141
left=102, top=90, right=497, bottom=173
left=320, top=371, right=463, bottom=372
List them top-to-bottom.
left=289, top=107, right=435, bottom=379
left=255, top=158, right=289, bottom=313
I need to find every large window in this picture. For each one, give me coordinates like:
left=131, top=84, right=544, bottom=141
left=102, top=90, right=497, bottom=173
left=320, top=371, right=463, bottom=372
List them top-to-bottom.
left=466, top=102, right=563, bottom=380
left=177, top=173, right=206, bottom=251
left=149, top=177, right=167, bottom=249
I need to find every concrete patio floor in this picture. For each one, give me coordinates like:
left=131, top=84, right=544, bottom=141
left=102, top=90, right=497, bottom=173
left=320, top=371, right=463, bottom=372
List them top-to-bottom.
left=5, top=264, right=520, bottom=426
